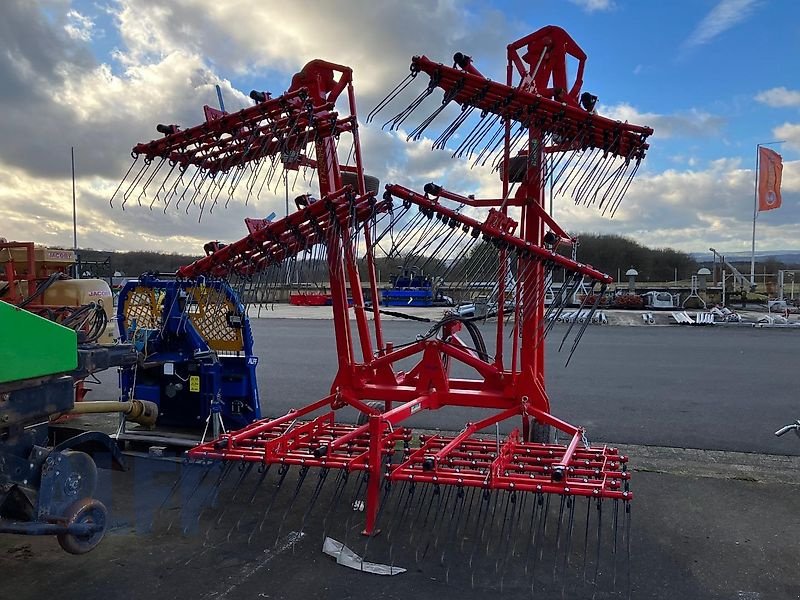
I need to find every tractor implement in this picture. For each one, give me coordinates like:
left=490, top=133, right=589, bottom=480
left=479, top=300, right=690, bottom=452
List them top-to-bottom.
left=116, top=26, right=651, bottom=594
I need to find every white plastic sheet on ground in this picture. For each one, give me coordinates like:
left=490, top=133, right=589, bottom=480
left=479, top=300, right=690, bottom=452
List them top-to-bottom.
left=322, top=537, right=406, bottom=576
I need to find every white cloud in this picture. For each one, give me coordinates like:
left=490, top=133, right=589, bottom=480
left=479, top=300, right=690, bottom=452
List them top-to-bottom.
left=1, top=0, right=796, bottom=259
left=568, top=0, right=615, bottom=12
left=682, top=0, right=760, bottom=50
left=64, top=9, right=95, bottom=42
left=756, top=87, right=800, bottom=108
left=600, top=103, right=725, bottom=139
left=774, top=123, right=800, bottom=151
left=553, top=158, right=800, bottom=252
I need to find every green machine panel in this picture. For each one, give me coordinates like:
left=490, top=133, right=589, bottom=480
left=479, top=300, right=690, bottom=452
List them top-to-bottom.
left=0, top=301, right=77, bottom=384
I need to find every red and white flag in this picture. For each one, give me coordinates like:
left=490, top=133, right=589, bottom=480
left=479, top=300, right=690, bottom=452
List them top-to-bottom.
left=758, top=146, right=783, bottom=212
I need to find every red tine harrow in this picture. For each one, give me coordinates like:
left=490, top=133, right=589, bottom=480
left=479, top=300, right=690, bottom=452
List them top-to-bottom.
left=117, top=25, right=652, bottom=595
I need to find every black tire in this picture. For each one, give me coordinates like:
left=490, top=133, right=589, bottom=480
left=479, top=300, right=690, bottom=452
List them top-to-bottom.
left=340, top=171, right=381, bottom=195
left=356, top=401, right=385, bottom=426
left=529, top=420, right=556, bottom=444
left=57, top=498, right=107, bottom=555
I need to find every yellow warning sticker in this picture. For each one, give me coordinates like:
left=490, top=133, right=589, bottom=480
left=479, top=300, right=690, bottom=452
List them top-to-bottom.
left=189, top=375, right=200, bottom=393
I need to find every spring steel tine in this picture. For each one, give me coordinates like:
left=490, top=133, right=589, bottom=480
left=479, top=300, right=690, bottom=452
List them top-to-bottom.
left=367, top=71, right=416, bottom=123
left=382, top=81, right=434, bottom=131
left=408, top=85, right=460, bottom=142
left=433, top=104, right=475, bottom=150
left=460, top=111, right=502, bottom=159
left=452, top=112, right=489, bottom=159
left=463, top=114, right=503, bottom=160
left=472, top=118, right=507, bottom=167
left=550, top=144, right=585, bottom=192
left=555, top=146, right=595, bottom=198
left=569, top=148, right=606, bottom=202
left=573, top=152, right=612, bottom=207
left=581, top=152, right=625, bottom=208
left=587, top=156, right=624, bottom=208
left=110, top=157, right=140, bottom=208
left=136, top=157, right=167, bottom=206
left=120, top=158, right=151, bottom=208
left=609, top=159, right=642, bottom=219
left=592, top=160, right=627, bottom=209
left=151, top=161, right=178, bottom=209
left=161, top=165, right=187, bottom=212
left=174, top=166, right=201, bottom=211
left=399, top=211, right=448, bottom=260
left=543, top=272, right=580, bottom=333
left=558, top=281, right=595, bottom=353
left=566, top=283, right=605, bottom=366
left=151, top=459, right=195, bottom=529
left=167, top=461, right=215, bottom=533
left=194, top=461, right=236, bottom=525
left=227, top=463, right=271, bottom=539
left=201, top=464, right=245, bottom=539
left=249, top=464, right=291, bottom=544
left=273, top=465, right=310, bottom=548
left=321, top=470, right=350, bottom=542
left=341, top=474, right=368, bottom=552
left=360, top=480, right=396, bottom=570
left=382, top=481, right=411, bottom=546
left=387, top=483, right=416, bottom=567
left=422, top=484, right=456, bottom=562
left=439, top=487, right=468, bottom=568
left=504, top=489, right=529, bottom=569
left=487, top=490, right=513, bottom=562
left=467, top=491, right=492, bottom=588
left=494, top=492, right=519, bottom=580
left=523, top=492, right=542, bottom=576
left=529, top=493, right=549, bottom=589
left=552, top=495, right=568, bottom=581
left=559, top=497, right=577, bottom=597
left=581, top=497, right=592, bottom=583
left=612, top=498, right=620, bottom=590
left=592, top=499, right=603, bottom=594
left=625, top=502, right=632, bottom=599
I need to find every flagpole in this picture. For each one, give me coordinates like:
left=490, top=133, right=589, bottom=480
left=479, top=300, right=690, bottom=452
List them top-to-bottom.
left=750, top=140, right=785, bottom=287
left=750, top=144, right=759, bottom=287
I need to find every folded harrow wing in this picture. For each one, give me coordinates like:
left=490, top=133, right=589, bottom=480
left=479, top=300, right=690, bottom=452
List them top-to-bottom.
left=115, top=26, right=652, bottom=594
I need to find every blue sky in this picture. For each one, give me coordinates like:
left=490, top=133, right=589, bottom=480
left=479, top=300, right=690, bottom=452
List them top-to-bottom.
left=1, top=0, right=798, bottom=255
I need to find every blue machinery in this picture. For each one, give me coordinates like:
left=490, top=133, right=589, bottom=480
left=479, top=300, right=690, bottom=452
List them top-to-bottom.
left=116, top=276, right=260, bottom=432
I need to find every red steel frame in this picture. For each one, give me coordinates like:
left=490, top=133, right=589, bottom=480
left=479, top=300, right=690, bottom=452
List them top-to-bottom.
left=125, top=27, right=652, bottom=535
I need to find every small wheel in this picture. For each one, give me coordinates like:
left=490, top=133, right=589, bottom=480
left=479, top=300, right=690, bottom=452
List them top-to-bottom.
left=356, top=401, right=385, bottom=426
left=57, top=498, right=108, bottom=555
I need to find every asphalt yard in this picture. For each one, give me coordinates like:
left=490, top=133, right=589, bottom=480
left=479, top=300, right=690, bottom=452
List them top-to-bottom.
left=2, top=317, right=800, bottom=599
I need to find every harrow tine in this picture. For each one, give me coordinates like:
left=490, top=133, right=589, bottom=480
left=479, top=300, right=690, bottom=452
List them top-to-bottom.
left=366, top=71, right=417, bottom=123
left=382, top=80, right=436, bottom=131
left=432, top=104, right=474, bottom=150
left=109, top=156, right=140, bottom=208
left=120, top=158, right=151, bottom=209
left=166, top=460, right=215, bottom=534
left=192, top=461, right=236, bottom=532
left=214, top=462, right=254, bottom=526
left=228, top=463, right=269, bottom=540
left=249, top=463, right=291, bottom=544
left=273, top=465, right=310, bottom=547
left=295, top=468, right=329, bottom=545
left=321, top=470, right=351, bottom=543
left=416, top=484, right=450, bottom=564
left=559, top=496, right=577, bottom=597
left=582, top=496, right=592, bottom=583
left=593, top=499, right=603, bottom=591
left=626, top=502, right=633, bottom=599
